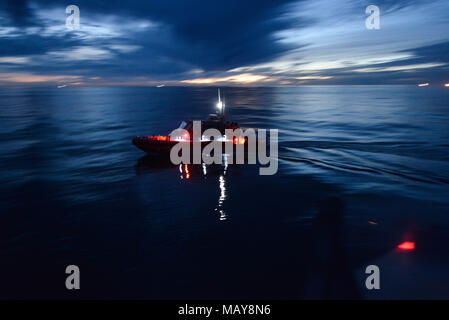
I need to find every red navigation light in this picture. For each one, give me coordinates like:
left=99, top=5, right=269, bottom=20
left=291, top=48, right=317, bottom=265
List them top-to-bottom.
left=148, top=135, right=169, bottom=141
left=233, top=136, right=245, bottom=144
left=397, top=241, right=415, bottom=251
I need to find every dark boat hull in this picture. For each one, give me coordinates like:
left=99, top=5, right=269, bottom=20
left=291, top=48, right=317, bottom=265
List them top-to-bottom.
left=132, top=137, right=248, bottom=157
left=132, top=137, right=174, bottom=155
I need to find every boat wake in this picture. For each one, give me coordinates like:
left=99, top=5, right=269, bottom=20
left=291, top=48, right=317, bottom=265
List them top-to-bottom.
left=278, top=140, right=449, bottom=201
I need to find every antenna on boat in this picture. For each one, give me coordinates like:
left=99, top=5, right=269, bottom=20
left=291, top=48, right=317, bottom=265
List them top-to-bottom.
left=216, top=88, right=225, bottom=121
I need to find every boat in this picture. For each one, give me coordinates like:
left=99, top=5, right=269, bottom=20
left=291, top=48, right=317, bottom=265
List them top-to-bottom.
left=132, top=89, right=246, bottom=157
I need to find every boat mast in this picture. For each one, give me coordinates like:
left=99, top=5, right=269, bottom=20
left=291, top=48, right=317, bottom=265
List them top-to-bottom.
left=217, top=88, right=225, bottom=121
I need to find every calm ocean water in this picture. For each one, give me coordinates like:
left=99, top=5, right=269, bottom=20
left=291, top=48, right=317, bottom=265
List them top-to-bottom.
left=1, top=86, right=449, bottom=299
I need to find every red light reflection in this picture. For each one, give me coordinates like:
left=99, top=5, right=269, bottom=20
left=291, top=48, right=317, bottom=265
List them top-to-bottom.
left=184, top=164, right=190, bottom=179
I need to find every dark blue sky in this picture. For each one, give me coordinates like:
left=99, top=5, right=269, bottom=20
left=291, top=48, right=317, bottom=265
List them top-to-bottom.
left=0, top=0, right=448, bottom=86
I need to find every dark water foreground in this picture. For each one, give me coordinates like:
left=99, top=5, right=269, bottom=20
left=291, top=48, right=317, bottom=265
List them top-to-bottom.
left=1, top=86, right=449, bottom=299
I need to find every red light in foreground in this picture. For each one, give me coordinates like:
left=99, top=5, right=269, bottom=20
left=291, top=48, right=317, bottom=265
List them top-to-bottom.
left=397, top=241, right=415, bottom=251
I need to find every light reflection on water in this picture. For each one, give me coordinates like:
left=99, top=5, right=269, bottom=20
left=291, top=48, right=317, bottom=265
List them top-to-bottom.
left=179, top=160, right=229, bottom=221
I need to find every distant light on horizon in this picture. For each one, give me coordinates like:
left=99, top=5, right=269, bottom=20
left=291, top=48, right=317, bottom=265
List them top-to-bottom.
left=418, top=83, right=429, bottom=87
left=445, top=83, right=449, bottom=87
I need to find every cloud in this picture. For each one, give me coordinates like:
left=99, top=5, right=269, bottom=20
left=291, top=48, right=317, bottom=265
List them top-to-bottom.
left=0, top=0, right=447, bottom=85
left=0, top=0, right=299, bottom=73
left=220, top=0, right=449, bottom=84
left=108, top=45, right=142, bottom=53
left=47, top=46, right=113, bottom=61
left=0, top=56, right=31, bottom=64
left=353, top=63, right=445, bottom=73
left=0, top=72, right=81, bottom=83
left=181, top=73, right=272, bottom=84
left=296, top=76, right=333, bottom=80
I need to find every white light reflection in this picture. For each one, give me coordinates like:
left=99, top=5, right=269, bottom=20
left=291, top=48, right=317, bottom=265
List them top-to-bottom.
left=223, top=154, right=228, bottom=174
left=179, top=159, right=228, bottom=220
left=217, top=175, right=227, bottom=221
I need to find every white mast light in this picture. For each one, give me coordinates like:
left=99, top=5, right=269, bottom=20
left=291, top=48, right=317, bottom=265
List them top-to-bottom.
left=217, top=88, right=223, bottom=110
